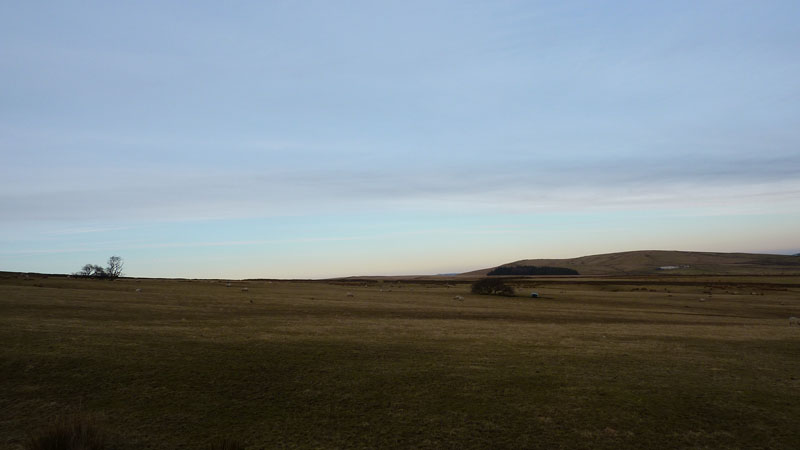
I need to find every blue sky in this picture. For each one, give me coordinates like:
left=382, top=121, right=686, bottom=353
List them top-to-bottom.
left=2, top=1, right=799, bottom=278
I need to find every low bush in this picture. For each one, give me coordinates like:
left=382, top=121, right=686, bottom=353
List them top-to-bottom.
left=471, top=278, right=515, bottom=296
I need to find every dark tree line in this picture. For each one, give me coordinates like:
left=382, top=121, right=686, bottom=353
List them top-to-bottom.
left=74, top=256, right=124, bottom=279
left=488, top=265, right=579, bottom=276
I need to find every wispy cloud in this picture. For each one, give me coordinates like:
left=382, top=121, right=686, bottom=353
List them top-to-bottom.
left=3, top=152, right=798, bottom=223
left=44, top=226, right=134, bottom=236
left=0, top=227, right=475, bottom=256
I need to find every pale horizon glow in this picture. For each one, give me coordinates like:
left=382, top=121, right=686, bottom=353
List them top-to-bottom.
left=1, top=1, right=799, bottom=278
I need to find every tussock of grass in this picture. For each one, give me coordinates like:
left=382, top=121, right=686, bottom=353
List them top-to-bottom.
left=25, top=414, right=109, bottom=450
left=206, top=438, right=245, bottom=450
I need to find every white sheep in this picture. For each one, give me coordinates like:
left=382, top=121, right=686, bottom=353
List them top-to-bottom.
left=241, top=287, right=249, bottom=292
left=135, top=288, right=142, bottom=293
left=346, top=292, right=354, bottom=297
left=453, top=295, right=464, bottom=301
left=790, top=317, right=799, bottom=326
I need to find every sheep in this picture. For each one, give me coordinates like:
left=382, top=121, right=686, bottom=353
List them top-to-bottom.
left=226, top=282, right=231, bottom=287
left=241, top=287, right=249, bottom=292
left=135, top=288, right=142, bottom=293
left=346, top=292, right=354, bottom=297
left=453, top=295, right=464, bottom=301
left=790, top=317, right=799, bottom=327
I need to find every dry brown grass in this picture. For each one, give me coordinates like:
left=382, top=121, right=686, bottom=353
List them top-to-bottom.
left=1, top=272, right=799, bottom=449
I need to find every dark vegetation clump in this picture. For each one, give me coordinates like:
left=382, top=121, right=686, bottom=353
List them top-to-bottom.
left=73, top=256, right=123, bottom=279
left=488, top=265, right=579, bottom=276
left=471, top=278, right=515, bottom=296
left=25, top=414, right=110, bottom=450
left=25, top=414, right=245, bottom=450
left=206, top=439, right=246, bottom=450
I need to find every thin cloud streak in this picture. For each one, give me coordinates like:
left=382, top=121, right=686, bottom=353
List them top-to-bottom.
left=3, top=154, right=799, bottom=223
left=0, top=227, right=486, bottom=256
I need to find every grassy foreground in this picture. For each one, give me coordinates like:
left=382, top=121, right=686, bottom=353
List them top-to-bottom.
left=1, top=273, right=799, bottom=449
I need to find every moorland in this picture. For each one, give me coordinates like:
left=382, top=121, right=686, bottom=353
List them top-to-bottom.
left=1, top=262, right=799, bottom=449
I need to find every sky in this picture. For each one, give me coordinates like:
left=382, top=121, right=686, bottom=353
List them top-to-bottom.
left=1, top=1, right=799, bottom=279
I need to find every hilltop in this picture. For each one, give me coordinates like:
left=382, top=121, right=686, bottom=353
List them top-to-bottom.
left=464, top=250, right=800, bottom=277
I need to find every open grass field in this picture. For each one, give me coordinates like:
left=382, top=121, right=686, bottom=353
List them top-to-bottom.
left=2, top=272, right=799, bottom=449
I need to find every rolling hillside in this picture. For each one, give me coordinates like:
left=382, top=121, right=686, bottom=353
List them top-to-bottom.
left=464, top=250, right=800, bottom=276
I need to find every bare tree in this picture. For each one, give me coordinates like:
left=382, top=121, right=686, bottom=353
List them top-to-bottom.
left=106, top=256, right=123, bottom=279
left=73, top=257, right=122, bottom=279
left=75, top=264, right=105, bottom=278
left=76, top=264, right=94, bottom=277
left=92, top=265, right=107, bottom=278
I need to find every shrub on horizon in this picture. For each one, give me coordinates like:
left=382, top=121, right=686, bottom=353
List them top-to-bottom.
left=72, top=256, right=123, bottom=280
left=471, top=278, right=515, bottom=296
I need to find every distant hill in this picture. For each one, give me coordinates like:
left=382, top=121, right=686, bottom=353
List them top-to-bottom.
left=463, top=250, right=800, bottom=277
